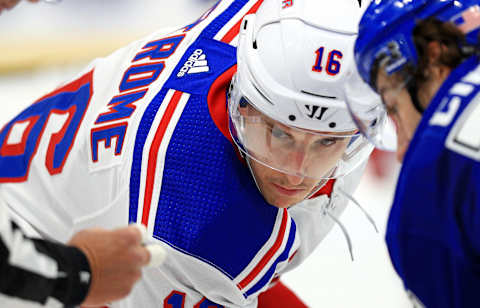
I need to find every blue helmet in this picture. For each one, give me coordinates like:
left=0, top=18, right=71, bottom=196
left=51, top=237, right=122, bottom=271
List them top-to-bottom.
left=355, top=0, right=480, bottom=87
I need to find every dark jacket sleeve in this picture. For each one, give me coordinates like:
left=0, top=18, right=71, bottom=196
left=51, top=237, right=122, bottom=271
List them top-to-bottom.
left=0, top=202, right=91, bottom=306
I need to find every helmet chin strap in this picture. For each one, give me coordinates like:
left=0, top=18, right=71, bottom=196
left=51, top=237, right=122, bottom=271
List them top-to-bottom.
left=407, top=79, right=425, bottom=114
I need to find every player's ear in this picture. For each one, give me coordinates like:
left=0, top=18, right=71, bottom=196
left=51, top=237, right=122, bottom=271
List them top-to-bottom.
left=426, top=41, right=451, bottom=80
left=427, top=41, right=451, bottom=67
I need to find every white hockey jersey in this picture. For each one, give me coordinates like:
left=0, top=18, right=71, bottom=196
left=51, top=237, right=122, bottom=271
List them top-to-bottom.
left=0, top=1, right=365, bottom=307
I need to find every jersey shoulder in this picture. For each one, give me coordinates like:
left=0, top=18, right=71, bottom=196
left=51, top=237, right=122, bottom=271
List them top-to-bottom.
left=87, top=0, right=262, bottom=174
left=422, top=56, right=480, bottom=163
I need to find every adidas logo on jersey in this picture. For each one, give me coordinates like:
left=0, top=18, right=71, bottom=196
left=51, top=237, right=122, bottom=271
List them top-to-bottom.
left=177, top=49, right=210, bottom=77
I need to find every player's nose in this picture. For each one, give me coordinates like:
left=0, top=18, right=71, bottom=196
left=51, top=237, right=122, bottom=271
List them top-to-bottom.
left=287, top=148, right=309, bottom=171
left=284, top=173, right=304, bottom=186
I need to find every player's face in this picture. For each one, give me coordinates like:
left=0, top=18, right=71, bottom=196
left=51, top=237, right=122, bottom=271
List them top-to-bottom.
left=375, top=70, right=422, bottom=162
left=244, top=117, right=352, bottom=208
left=248, top=158, right=321, bottom=208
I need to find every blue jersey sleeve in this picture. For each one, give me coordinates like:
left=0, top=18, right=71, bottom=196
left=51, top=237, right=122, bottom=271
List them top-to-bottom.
left=388, top=149, right=480, bottom=308
left=390, top=228, right=480, bottom=307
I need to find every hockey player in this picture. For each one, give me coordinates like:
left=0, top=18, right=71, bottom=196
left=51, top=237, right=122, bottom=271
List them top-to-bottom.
left=0, top=0, right=380, bottom=307
left=348, top=0, right=480, bottom=307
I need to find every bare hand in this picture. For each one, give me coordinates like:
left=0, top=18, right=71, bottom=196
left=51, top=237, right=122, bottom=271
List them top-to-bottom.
left=68, top=225, right=157, bottom=306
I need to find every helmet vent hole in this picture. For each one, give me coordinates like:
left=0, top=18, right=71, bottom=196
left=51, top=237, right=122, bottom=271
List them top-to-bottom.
left=243, top=20, right=248, bottom=30
left=253, top=41, right=258, bottom=49
left=289, top=115, right=296, bottom=121
left=329, top=122, right=336, bottom=128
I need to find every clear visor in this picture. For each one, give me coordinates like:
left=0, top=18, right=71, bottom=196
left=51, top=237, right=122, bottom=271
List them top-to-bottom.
left=345, top=59, right=398, bottom=151
left=228, top=96, right=374, bottom=180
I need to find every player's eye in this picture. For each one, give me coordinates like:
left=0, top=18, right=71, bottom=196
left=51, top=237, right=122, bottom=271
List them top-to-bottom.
left=271, top=125, right=292, bottom=140
left=316, top=137, right=337, bottom=147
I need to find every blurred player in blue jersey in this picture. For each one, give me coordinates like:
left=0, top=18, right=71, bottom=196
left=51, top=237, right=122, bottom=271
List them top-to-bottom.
left=0, top=0, right=382, bottom=307
left=347, top=0, right=480, bottom=307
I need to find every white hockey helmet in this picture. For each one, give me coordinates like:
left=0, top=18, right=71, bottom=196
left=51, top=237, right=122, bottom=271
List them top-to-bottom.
left=228, top=0, right=377, bottom=181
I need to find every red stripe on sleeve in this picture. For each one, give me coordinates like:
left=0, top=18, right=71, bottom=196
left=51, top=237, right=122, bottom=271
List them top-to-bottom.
left=141, top=91, right=184, bottom=227
left=237, top=208, right=288, bottom=290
